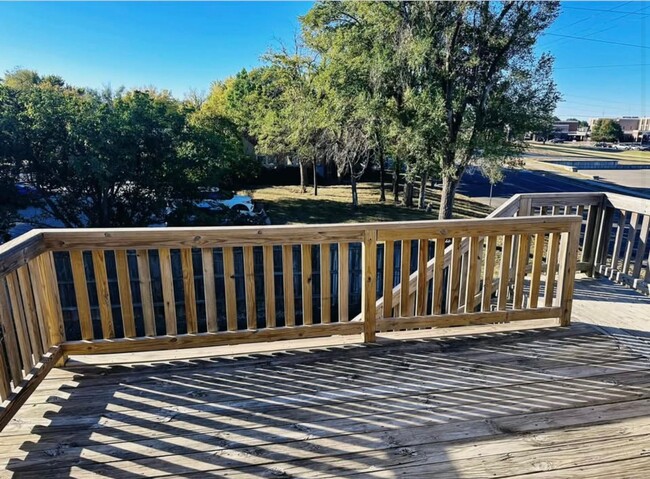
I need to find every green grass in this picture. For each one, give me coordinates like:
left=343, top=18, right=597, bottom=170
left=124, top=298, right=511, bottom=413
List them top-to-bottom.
left=527, top=143, right=650, bottom=163
left=247, top=183, right=493, bottom=225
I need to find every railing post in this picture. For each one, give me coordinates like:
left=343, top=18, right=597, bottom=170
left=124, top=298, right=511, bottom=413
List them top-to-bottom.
left=518, top=196, right=532, bottom=216
left=581, top=198, right=603, bottom=277
left=557, top=218, right=582, bottom=327
left=362, top=229, right=377, bottom=343
left=36, top=253, right=66, bottom=365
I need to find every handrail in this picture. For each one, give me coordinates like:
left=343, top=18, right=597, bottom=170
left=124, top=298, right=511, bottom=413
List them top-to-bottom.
left=8, top=190, right=644, bottom=432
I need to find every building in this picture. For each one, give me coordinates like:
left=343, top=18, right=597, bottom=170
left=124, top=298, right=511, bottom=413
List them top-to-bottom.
left=589, top=117, right=650, bottom=142
left=552, top=120, right=588, bottom=141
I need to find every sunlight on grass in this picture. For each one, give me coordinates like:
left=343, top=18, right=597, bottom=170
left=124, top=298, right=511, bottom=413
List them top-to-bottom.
left=527, top=144, right=650, bottom=163
left=249, top=183, right=492, bottom=225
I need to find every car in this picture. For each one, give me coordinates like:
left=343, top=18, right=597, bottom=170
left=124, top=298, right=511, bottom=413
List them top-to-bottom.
left=549, top=138, right=564, bottom=143
left=613, top=144, right=631, bottom=151
left=639, top=146, right=650, bottom=152
left=197, top=187, right=255, bottom=213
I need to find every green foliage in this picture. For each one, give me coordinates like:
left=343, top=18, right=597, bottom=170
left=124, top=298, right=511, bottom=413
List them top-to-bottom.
left=301, top=1, right=560, bottom=217
left=0, top=69, right=257, bottom=230
left=590, top=119, right=623, bottom=143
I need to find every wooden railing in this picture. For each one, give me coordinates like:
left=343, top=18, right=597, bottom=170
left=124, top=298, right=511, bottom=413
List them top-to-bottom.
left=496, top=192, right=649, bottom=294
left=594, top=194, right=650, bottom=294
left=0, top=195, right=599, bottom=430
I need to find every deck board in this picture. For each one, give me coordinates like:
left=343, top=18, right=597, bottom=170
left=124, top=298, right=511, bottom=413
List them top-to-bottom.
left=2, top=278, right=650, bottom=477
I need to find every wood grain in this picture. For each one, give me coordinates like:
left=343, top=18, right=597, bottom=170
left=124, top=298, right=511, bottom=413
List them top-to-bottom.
left=263, top=245, right=275, bottom=329
left=158, top=248, right=177, bottom=336
left=201, top=248, right=217, bottom=333
left=180, top=249, right=198, bottom=334
left=91, top=250, right=114, bottom=339
left=115, top=250, right=136, bottom=338
left=69, top=251, right=93, bottom=340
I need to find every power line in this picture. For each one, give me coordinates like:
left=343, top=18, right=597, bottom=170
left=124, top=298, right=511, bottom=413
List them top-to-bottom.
left=539, top=3, right=649, bottom=50
left=562, top=6, right=650, bottom=17
left=544, top=33, right=650, bottom=50
left=555, top=63, right=650, bottom=70
left=563, top=94, right=645, bottom=107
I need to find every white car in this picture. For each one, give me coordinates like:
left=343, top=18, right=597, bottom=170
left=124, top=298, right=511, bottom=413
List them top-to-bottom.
left=196, top=188, right=255, bottom=214
left=194, top=196, right=254, bottom=214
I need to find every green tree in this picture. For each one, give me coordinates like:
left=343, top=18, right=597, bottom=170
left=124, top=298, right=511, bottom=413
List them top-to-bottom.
left=303, top=1, right=560, bottom=218
left=0, top=70, right=256, bottom=229
left=590, top=119, right=623, bottom=143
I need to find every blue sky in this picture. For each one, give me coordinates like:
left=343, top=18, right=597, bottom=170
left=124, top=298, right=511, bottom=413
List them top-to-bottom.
left=0, top=1, right=648, bottom=119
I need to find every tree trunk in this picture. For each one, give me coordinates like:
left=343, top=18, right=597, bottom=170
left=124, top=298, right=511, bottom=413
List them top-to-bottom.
left=378, top=146, right=386, bottom=202
left=392, top=159, right=400, bottom=203
left=299, top=161, right=307, bottom=193
left=313, top=161, right=318, bottom=196
left=418, top=172, right=428, bottom=209
left=350, top=175, right=358, bottom=208
left=438, top=176, right=458, bottom=220
left=403, top=180, right=414, bottom=208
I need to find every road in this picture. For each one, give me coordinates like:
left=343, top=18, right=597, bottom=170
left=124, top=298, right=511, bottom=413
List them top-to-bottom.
left=455, top=167, right=643, bottom=207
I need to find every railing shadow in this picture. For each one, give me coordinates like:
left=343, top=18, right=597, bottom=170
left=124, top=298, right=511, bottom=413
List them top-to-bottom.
left=573, top=275, right=650, bottom=305
left=4, top=323, right=650, bottom=477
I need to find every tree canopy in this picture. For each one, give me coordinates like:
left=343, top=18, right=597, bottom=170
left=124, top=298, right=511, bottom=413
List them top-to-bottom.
left=301, top=1, right=560, bottom=218
left=0, top=69, right=257, bottom=235
left=590, top=119, right=623, bottom=143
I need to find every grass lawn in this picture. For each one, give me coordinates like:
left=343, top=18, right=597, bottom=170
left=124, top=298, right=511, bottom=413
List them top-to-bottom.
left=527, top=143, right=650, bottom=163
left=246, top=183, right=493, bottom=225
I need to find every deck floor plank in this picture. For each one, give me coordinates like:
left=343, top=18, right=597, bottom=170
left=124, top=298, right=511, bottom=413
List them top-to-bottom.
left=2, top=277, right=650, bottom=478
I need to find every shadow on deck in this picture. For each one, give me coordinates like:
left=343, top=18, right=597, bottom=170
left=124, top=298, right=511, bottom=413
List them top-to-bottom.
left=2, top=310, right=650, bottom=478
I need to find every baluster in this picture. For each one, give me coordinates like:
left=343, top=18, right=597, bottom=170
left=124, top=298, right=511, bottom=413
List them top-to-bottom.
left=610, top=210, right=627, bottom=274
left=622, top=213, right=640, bottom=276
left=634, top=215, right=650, bottom=278
left=529, top=233, right=545, bottom=309
left=544, top=233, right=561, bottom=307
left=513, top=234, right=530, bottom=309
left=498, top=235, right=513, bottom=310
left=481, top=236, right=497, bottom=312
left=448, top=237, right=462, bottom=314
left=465, top=237, right=480, bottom=313
left=432, top=238, right=445, bottom=315
left=416, top=239, right=428, bottom=316
left=400, top=240, right=411, bottom=317
left=382, top=241, right=394, bottom=318
left=282, top=244, right=295, bottom=326
left=320, top=244, right=331, bottom=324
left=262, top=245, right=275, bottom=328
left=301, top=245, right=313, bottom=325
left=243, top=246, right=257, bottom=330
left=222, top=247, right=237, bottom=331
left=158, top=248, right=177, bottom=336
left=201, top=248, right=218, bottom=333
left=181, top=249, right=198, bottom=334
left=92, top=250, right=115, bottom=339
left=115, top=250, right=136, bottom=338
left=137, top=250, right=157, bottom=336
left=70, top=251, right=93, bottom=340
left=16, top=266, right=42, bottom=358
left=6, top=273, right=32, bottom=373
left=0, top=279, right=22, bottom=386
left=0, top=340, right=10, bottom=400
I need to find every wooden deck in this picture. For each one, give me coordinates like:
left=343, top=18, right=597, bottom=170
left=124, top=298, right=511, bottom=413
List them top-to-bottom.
left=1, top=276, right=650, bottom=478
